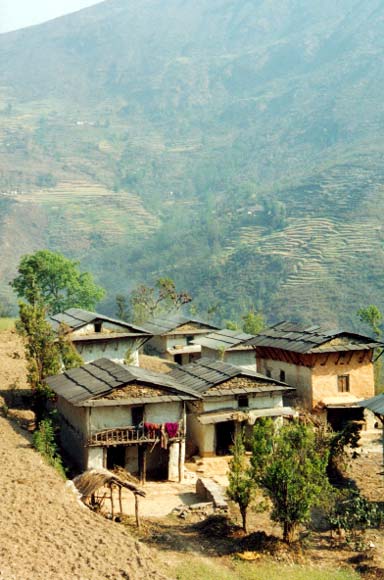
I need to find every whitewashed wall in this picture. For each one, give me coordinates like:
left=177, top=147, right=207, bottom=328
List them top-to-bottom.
left=75, top=338, right=140, bottom=365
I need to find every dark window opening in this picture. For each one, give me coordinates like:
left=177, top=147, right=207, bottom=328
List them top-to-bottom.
left=94, top=321, right=102, bottom=333
left=186, top=335, right=194, bottom=345
left=174, top=353, right=183, bottom=365
left=266, top=369, right=272, bottom=378
left=280, top=370, right=286, bottom=382
left=337, top=375, right=350, bottom=393
left=238, top=395, right=249, bottom=408
left=131, top=406, right=144, bottom=426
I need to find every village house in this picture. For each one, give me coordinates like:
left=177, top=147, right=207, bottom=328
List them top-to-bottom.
left=48, top=308, right=151, bottom=365
left=142, top=313, right=219, bottom=365
left=244, top=321, right=383, bottom=428
left=192, top=329, right=256, bottom=370
left=46, top=358, right=200, bottom=482
left=169, top=358, right=295, bottom=457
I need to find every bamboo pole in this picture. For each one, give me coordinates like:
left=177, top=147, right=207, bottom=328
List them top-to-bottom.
left=110, top=483, right=114, bottom=519
left=119, top=485, right=123, bottom=515
left=135, top=493, right=140, bottom=528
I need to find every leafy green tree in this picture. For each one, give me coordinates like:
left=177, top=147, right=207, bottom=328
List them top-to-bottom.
left=11, top=250, right=105, bottom=314
left=129, top=277, right=192, bottom=324
left=17, top=299, right=61, bottom=420
left=357, top=305, right=383, bottom=391
left=357, top=305, right=382, bottom=338
left=242, top=310, right=265, bottom=335
left=251, top=420, right=330, bottom=544
left=227, top=431, right=254, bottom=532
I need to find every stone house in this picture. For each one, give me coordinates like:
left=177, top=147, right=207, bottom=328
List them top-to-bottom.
left=48, top=308, right=151, bottom=365
left=142, top=314, right=219, bottom=365
left=245, top=321, right=383, bottom=428
left=192, top=329, right=256, bottom=370
left=46, top=358, right=199, bottom=482
left=169, top=358, right=295, bottom=457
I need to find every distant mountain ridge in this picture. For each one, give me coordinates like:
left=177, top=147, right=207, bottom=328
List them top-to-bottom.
left=0, top=0, right=383, bottom=327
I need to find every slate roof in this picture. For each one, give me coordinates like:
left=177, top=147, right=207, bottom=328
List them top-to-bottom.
left=47, top=308, right=150, bottom=335
left=141, top=313, right=219, bottom=335
left=244, top=321, right=383, bottom=354
left=192, top=328, right=255, bottom=351
left=46, top=358, right=200, bottom=406
left=169, top=358, right=293, bottom=397
left=357, top=393, right=384, bottom=416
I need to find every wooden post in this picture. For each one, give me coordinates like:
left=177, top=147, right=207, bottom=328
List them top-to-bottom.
left=178, top=440, right=183, bottom=483
left=139, top=445, right=147, bottom=485
left=143, top=445, right=147, bottom=485
left=110, top=483, right=114, bottom=519
left=119, top=485, right=123, bottom=515
left=135, top=493, right=140, bottom=528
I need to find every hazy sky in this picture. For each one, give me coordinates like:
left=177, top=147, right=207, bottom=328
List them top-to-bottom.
left=0, top=0, right=103, bottom=33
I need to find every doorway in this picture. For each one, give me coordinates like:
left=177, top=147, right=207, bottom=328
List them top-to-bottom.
left=215, top=421, right=236, bottom=455
left=106, top=446, right=126, bottom=470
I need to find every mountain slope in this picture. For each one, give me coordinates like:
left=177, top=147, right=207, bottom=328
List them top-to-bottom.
left=0, top=0, right=383, bottom=326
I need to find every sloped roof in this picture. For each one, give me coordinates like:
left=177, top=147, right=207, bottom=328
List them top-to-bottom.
left=47, top=308, right=150, bottom=335
left=141, top=313, right=219, bottom=335
left=244, top=321, right=383, bottom=354
left=192, top=328, right=255, bottom=351
left=46, top=358, right=200, bottom=406
left=169, top=358, right=292, bottom=396
left=357, top=393, right=384, bottom=416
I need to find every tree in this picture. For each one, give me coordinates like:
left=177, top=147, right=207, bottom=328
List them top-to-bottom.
left=11, top=250, right=105, bottom=314
left=128, top=277, right=192, bottom=324
left=17, top=299, right=61, bottom=420
left=357, top=305, right=383, bottom=391
left=357, top=305, right=382, bottom=338
left=242, top=310, right=265, bottom=335
left=251, top=420, right=330, bottom=544
left=227, top=431, right=254, bottom=532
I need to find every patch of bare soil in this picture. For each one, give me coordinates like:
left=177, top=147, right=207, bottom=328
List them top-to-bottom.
left=0, top=330, right=165, bottom=580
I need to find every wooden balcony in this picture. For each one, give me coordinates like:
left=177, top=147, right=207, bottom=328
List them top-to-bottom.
left=87, top=425, right=183, bottom=447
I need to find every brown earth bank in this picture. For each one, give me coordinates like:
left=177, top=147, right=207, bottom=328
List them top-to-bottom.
left=1, top=328, right=384, bottom=580
left=0, top=330, right=165, bottom=580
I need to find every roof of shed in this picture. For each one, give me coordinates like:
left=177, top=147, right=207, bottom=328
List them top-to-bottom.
left=47, top=308, right=150, bottom=335
left=141, top=313, right=219, bottom=335
left=244, top=321, right=383, bottom=354
left=192, top=328, right=255, bottom=351
left=46, top=358, right=200, bottom=406
left=169, top=358, right=292, bottom=396
left=357, top=393, right=384, bottom=416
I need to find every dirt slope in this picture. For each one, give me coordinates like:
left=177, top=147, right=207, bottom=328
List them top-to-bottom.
left=0, top=330, right=166, bottom=580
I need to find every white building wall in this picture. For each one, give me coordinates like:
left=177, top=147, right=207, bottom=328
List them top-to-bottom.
left=72, top=321, right=133, bottom=335
left=75, top=339, right=140, bottom=365
left=257, top=358, right=312, bottom=407
left=56, top=397, right=89, bottom=469
left=89, top=401, right=182, bottom=431
left=87, top=447, right=105, bottom=469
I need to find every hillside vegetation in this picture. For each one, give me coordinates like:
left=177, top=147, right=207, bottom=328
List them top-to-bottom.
left=0, top=0, right=384, bottom=326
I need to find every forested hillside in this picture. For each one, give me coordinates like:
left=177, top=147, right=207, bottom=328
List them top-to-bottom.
left=0, top=0, right=383, bottom=326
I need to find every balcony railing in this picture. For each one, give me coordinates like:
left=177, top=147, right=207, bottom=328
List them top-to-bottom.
left=87, top=425, right=183, bottom=447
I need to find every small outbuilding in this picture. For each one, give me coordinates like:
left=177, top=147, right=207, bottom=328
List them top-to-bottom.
left=142, top=314, right=219, bottom=365
left=192, top=329, right=256, bottom=370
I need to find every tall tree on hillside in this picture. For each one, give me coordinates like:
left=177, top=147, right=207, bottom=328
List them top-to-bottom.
left=11, top=250, right=105, bottom=314
left=128, top=277, right=192, bottom=324
left=357, top=305, right=383, bottom=392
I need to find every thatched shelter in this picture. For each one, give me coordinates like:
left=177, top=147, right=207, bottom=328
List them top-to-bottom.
left=73, top=468, right=145, bottom=524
